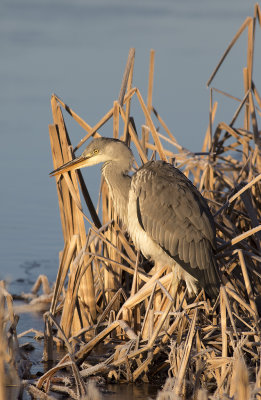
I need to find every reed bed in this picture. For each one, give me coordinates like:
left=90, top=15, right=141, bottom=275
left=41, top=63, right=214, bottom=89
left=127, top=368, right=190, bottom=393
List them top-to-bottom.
left=2, top=4, right=261, bottom=399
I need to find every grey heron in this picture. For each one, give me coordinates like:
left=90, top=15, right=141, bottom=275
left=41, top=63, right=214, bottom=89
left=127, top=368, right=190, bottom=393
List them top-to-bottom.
left=50, top=137, right=220, bottom=297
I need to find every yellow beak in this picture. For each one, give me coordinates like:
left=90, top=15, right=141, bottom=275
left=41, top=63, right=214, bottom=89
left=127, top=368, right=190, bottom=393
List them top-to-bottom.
left=49, top=155, right=92, bottom=177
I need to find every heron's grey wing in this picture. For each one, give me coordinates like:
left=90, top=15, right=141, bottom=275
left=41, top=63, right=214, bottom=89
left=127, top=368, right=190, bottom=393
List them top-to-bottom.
left=132, top=161, right=220, bottom=296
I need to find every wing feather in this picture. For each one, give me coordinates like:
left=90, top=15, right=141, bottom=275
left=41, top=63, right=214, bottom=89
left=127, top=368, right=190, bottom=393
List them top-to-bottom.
left=170, top=229, right=179, bottom=256
left=178, top=236, right=184, bottom=260
left=182, top=236, right=190, bottom=263
left=199, top=240, right=206, bottom=270
left=189, top=241, right=197, bottom=268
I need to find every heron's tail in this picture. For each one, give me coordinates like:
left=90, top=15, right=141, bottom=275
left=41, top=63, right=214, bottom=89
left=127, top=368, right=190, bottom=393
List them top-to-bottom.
left=203, top=254, right=220, bottom=298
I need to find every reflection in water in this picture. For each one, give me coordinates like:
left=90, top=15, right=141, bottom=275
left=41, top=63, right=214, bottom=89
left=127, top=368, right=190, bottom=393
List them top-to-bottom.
left=104, top=383, right=159, bottom=399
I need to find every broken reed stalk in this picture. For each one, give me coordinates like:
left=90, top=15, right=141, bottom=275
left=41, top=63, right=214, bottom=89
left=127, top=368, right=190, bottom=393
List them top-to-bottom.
left=35, top=4, right=261, bottom=397
left=147, top=49, right=155, bottom=120
left=49, top=99, right=96, bottom=337
left=0, top=282, right=21, bottom=399
left=0, top=288, right=6, bottom=400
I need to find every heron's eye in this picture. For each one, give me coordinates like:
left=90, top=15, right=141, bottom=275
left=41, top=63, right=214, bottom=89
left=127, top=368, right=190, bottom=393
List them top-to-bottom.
left=93, top=149, right=99, bottom=155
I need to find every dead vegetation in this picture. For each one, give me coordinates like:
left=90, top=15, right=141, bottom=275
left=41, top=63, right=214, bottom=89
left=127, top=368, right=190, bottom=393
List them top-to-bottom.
left=1, top=3, right=261, bottom=399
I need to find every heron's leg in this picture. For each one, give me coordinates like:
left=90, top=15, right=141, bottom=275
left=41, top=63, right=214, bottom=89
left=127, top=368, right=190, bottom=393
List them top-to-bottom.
left=152, top=263, right=163, bottom=311
left=154, top=289, right=162, bottom=311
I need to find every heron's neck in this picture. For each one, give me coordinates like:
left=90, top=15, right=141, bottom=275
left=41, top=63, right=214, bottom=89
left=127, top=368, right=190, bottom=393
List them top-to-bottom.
left=102, top=162, right=131, bottom=226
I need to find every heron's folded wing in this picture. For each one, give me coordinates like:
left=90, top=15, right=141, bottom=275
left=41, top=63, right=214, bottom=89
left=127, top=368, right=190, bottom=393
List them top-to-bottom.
left=132, top=161, right=219, bottom=295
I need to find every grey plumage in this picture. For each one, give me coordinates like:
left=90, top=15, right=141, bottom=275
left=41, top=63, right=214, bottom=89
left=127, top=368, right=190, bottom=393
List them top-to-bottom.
left=50, top=137, right=220, bottom=297
left=131, top=160, right=219, bottom=296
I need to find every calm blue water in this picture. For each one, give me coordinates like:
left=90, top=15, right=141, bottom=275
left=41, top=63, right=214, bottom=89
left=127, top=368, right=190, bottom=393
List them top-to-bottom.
left=1, top=0, right=259, bottom=289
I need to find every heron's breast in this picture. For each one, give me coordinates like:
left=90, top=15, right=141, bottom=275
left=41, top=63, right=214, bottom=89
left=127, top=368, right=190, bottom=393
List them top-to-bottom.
left=127, top=189, right=169, bottom=264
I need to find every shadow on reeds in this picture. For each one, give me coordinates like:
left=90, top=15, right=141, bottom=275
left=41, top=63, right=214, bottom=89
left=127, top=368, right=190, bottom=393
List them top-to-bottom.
left=1, top=3, right=261, bottom=399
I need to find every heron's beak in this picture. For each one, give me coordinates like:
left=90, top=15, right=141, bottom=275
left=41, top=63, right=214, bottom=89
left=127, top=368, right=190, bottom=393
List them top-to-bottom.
left=49, top=154, right=93, bottom=177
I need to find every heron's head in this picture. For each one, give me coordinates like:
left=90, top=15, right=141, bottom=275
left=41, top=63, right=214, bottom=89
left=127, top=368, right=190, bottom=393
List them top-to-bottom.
left=50, top=137, right=134, bottom=177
